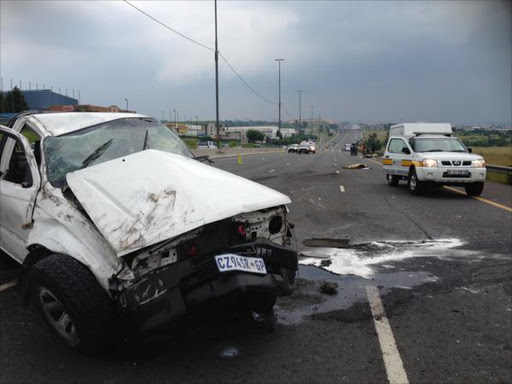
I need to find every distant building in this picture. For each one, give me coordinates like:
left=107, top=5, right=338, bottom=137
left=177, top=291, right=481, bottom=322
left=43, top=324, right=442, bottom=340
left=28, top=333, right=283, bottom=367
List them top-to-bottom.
left=22, top=89, right=78, bottom=110
left=48, top=104, right=134, bottom=113
left=0, top=113, right=16, bottom=125
left=206, top=123, right=226, bottom=138
left=174, top=124, right=206, bottom=137
left=225, top=126, right=279, bottom=140
left=280, top=128, right=296, bottom=138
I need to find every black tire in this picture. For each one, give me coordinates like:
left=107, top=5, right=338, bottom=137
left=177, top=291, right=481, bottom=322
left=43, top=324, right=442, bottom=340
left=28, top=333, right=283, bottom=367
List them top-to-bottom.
left=408, top=168, right=424, bottom=195
left=386, top=174, right=399, bottom=186
left=465, top=182, right=484, bottom=196
left=28, top=254, right=116, bottom=353
left=249, top=291, right=277, bottom=313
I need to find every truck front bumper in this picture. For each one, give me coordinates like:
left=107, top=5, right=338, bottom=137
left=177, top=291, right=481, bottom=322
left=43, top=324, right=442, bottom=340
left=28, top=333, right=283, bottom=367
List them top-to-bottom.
left=416, top=167, right=486, bottom=184
left=117, top=239, right=297, bottom=333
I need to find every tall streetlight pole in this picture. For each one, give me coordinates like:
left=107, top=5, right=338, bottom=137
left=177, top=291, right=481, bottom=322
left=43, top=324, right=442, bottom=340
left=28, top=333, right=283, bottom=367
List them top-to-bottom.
left=214, top=0, right=220, bottom=148
left=275, top=58, right=284, bottom=135
left=297, top=90, right=303, bottom=131
left=124, top=98, right=128, bottom=112
left=311, top=105, right=314, bottom=133
left=173, top=109, right=177, bottom=131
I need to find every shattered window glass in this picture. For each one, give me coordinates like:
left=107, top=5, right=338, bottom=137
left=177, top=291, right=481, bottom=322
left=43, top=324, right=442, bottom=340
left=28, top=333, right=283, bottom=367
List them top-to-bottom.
left=44, top=118, right=193, bottom=187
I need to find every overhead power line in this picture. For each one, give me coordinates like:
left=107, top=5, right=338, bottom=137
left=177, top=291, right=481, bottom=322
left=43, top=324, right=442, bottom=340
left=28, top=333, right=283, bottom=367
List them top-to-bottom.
left=123, top=1, right=278, bottom=107
left=123, top=1, right=214, bottom=52
left=219, top=53, right=277, bottom=105
left=282, top=104, right=296, bottom=121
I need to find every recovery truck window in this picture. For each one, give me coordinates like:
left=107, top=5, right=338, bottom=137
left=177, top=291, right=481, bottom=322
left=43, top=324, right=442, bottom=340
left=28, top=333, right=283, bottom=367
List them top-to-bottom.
left=410, top=137, right=467, bottom=153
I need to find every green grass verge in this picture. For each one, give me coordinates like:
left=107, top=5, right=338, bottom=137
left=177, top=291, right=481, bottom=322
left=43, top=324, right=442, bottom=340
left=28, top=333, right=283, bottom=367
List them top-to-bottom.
left=182, top=138, right=198, bottom=149
left=472, top=146, right=512, bottom=167
left=486, top=172, right=511, bottom=184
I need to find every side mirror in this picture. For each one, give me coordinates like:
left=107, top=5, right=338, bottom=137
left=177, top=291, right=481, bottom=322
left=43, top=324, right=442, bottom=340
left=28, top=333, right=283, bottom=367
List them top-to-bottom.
left=401, top=147, right=410, bottom=154
left=467, top=147, right=472, bottom=153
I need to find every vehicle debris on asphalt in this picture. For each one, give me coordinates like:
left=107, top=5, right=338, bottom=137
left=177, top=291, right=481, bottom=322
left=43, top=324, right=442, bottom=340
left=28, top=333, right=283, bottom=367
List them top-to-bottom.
left=342, top=163, right=369, bottom=169
left=320, top=281, right=339, bottom=295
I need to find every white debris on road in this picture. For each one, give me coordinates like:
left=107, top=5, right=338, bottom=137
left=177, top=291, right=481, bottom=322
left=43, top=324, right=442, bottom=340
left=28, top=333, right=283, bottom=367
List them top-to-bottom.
left=300, top=239, right=464, bottom=278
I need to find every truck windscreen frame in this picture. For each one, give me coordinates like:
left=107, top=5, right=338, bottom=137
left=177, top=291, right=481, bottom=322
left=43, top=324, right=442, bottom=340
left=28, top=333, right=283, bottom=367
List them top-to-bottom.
left=44, top=118, right=193, bottom=187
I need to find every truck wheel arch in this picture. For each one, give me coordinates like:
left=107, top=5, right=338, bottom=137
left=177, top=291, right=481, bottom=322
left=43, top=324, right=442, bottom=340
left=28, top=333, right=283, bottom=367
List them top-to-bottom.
left=25, top=221, right=121, bottom=291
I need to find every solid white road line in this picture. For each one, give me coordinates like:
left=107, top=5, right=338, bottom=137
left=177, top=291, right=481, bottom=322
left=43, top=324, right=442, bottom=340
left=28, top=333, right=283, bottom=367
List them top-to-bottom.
left=366, top=158, right=382, bottom=165
left=269, top=169, right=275, bottom=173
left=339, top=185, right=345, bottom=192
left=0, top=280, right=17, bottom=292
left=366, top=285, right=409, bottom=384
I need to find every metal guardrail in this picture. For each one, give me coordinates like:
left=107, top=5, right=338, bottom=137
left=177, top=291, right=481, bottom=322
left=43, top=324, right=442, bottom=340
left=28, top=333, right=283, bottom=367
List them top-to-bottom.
left=486, top=165, right=512, bottom=175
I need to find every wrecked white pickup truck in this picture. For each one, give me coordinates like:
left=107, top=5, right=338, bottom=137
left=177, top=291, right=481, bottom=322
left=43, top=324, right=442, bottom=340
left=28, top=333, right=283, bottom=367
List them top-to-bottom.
left=0, top=111, right=297, bottom=352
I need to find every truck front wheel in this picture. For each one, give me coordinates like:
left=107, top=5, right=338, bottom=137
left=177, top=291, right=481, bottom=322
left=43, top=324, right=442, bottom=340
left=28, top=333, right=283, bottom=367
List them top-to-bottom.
left=408, top=168, right=424, bottom=195
left=465, top=182, right=484, bottom=196
left=28, top=254, right=116, bottom=353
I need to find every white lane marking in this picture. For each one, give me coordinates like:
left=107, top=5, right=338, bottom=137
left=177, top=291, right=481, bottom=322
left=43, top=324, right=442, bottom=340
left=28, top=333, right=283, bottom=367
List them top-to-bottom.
left=286, top=163, right=290, bottom=166
left=269, top=169, right=275, bottom=173
left=339, top=185, right=345, bottom=192
left=0, top=280, right=17, bottom=292
left=366, top=285, right=409, bottom=384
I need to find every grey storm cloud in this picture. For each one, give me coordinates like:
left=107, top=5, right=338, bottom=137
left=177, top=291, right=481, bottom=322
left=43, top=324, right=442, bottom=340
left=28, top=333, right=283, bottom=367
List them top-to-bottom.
left=1, top=0, right=510, bottom=124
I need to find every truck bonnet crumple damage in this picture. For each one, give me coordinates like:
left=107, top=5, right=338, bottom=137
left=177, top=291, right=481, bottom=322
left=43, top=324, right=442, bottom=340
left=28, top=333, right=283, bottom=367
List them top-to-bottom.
left=66, top=150, right=291, bottom=257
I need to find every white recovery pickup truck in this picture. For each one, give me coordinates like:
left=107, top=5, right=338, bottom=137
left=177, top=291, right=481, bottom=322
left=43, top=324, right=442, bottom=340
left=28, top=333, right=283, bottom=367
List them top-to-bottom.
left=0, top=111, right=298, bottom=352
left=382, top=123, right=486, bottom=195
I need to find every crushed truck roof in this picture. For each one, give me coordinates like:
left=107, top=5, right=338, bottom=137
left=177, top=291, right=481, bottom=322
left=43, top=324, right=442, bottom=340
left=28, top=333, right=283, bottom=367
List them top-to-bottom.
left=29, top=112, right=146, bottom=137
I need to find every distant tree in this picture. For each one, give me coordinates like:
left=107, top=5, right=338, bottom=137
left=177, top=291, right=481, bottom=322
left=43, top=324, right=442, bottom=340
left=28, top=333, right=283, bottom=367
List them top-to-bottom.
left=0, top=87, right=29, bottom=113
left=247, top=129, right=265, bottom=142
left=276, top=130, right=283, bottom=139
left=366, top=133, right=382, bottom=151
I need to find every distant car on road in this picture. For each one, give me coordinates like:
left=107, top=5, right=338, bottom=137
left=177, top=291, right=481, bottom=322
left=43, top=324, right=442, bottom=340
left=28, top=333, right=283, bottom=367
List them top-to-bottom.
left=197, top=140, right=217, bottom=149
left=298, top=141, right=316, bottom=154
left=288, top=144, right=299, bottom=153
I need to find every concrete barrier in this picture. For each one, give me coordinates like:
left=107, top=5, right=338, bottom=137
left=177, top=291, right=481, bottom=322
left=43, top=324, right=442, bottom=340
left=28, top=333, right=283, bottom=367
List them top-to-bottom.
left=191, top=147, right=285, bottom=159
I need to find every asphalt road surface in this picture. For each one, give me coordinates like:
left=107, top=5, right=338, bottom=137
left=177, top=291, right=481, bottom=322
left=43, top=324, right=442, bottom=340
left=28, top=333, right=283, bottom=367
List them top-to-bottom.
left=1, top=131, right=511, bottom=383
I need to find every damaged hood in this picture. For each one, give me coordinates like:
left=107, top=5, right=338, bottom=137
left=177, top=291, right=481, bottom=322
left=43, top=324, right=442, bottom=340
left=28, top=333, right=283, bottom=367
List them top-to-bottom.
left=66, top=150, right=291, bottom=257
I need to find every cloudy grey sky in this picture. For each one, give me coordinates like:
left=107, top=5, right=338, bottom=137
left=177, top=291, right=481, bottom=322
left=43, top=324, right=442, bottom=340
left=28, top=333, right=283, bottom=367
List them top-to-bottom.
left=1, top=0, right=511, bottom=124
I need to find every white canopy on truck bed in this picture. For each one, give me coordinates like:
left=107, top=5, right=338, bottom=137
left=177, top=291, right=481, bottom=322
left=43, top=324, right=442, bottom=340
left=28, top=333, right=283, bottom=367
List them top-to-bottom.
left=390, top=123, right=452, bottom=138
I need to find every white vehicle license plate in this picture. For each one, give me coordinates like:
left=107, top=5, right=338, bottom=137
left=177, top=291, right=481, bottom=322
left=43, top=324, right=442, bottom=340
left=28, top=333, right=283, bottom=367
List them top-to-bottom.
left=447, top=170, right=469, bottom=175
left=214, top=254, right=267, bottom=275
